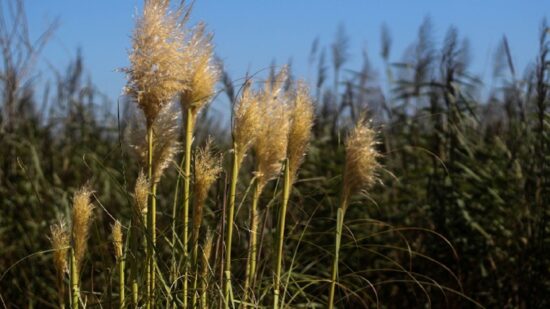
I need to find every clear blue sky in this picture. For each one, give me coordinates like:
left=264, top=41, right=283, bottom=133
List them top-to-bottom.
left=26, top=0, right=549, bottom=105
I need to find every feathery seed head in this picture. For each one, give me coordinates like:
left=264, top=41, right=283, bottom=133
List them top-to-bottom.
left=124, top=0, right=186, bottom=126
left=180, top=23, right=219, bottom=114
left=254, top=67, right=290, bottom=190
left=287, top=81, right=314, bottom=183
left=233, top=82, right=261, bottom=165
left=128, top=103, right=181, bottom=184
left=151, top=104, right=181, bottom=183
left=343, top=119, right=381, bottom=201
left=194, top=139, right=222, bottom=208
left=134, top=170, right=149, bottom=215
left=71, top=185, right=94, bottom=272
left=50, top=220, right=69, bottom=279
left=112, top=220, right=123, bottom=260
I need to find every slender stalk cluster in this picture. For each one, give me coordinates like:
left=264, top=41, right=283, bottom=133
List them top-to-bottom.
left=178, top=18, right=219, bottom=308
left=243, top=67, right=291, bottom=306
left=273, top=81, right=314, bottom=309
left=224, top=82, right=262, bottom=307
left=328, top=119, right=381, bottom=309
left=190, top=140, right=221, bottom=307
left=70, top=186, right=94, bottom=309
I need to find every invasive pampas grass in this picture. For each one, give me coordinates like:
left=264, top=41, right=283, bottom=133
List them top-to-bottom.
left=124, top=0, right=186, bottom=127
left=178, top=21, right=219, bottom=308
left=179, top=22, right=219, bottom=115
left=244, top=67, right=290, bottom=305
left=254, top=67, right=290, bottom=191
left=273, top=81, right=314, bottom=309
left=287, top=81, right=315, bottom=183
left=224, top=82, right=262, bottom=306
left=233, top=82, right=261, bottom=166
left=128, top=103, right=181, bottom=185
left=328, top=118, right=381, bottom=309
left=342, top=118, right=381, bottom=200
left=191, top=139, right=221, bottom=307
left=192, top=139, right=222, bottom=261
left=134, top=170, right=149, bottom=216
left=70, top=185, right=94, bottom=308
left=71, top=186, right=94, bottom=272
left=50, top=220, right=69, bottom=309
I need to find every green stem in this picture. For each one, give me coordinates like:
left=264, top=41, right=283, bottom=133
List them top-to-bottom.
left=182, top=109, right=194, bottom=308
left=146, top=126, right=154, bottom=309
left=224, top=148, right=239, bottom=309
left=170, top=160, right=182, bottom=309
left=273, top=160, right=291, bottom=309
left=243, top=180, right=261, bottom=308
left=328, top=193, right=348, bottom=309
left=129, top=217, right=139, bottom=307
left=200, top=246, right=210, bottom=309
left=70, top=247, right=79, bottom=309
left=119, top=257, right=126, bottom=308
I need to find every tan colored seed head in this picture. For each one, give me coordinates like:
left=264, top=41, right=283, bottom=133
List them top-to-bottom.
left=124, top=0, right=186, bottom=127
left=180, top=23, right=219, bottom=114
left=254, top=67, right=290, bottom=191
left=287, top=81, right=314, bottom=183
left=233, top=82, right=261, bottom=166
left=151, top=104, right=181, bottom=184
left=343, top=119, right=381, bottom=203
left=194, top=139, right=222, bottom=208
left=134, top=170, right=149, bottom=215
left=71, top=186, right=94, bottom=272
left=50, top=220, right=69, bottom=279
left=112, top=220, right=123, bottom=260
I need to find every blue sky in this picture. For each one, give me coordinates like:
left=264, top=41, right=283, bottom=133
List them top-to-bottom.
left=26, top=1, right=549, bottom=106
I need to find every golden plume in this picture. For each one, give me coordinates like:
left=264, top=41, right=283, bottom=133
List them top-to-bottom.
left=124, top=0, right=187, bottom=126
left=180, top=22, right=219, bottom=115
left=254, top=67, right=290, bottom=190
left=233, top=81, right=261, bottom=166
left=287, top=81, right=314, bottom=183
left=127, top=102, right=181, bottom=184
left=343, top=118, right=381, bottom=204
left=192, top=140, right=222, bottom=245
left=134, top=170, right=149, bottom=216
left=71, top=186, right=94, bottom=272
left=50, top=220, right=69, bottom=279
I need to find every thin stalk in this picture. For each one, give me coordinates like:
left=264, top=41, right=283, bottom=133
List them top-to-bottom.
left=182, top=109, right=194, bottom=308
left=146, top=126, right=154, bottom=309
left=224, top=148, right=239, bottom=309
left=273, top=160, right=290, bottom=309
left=170, top=162, right=182, bottom=309
left=243, top=180, right=261, bottom=307
left=151, top=181, right=158, bottom=306
left=328, top=192, right=348, bottom=309
left=129, top=218, right=139, bottom=307
left=200, top=246, right=210, bottom=309
left=70, top=247, right=79, bottom=309
left=119, top=257, right=126, bottom=308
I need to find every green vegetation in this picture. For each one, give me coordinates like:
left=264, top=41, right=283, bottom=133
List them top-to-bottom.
left=0, top=0, right=549, bottom=308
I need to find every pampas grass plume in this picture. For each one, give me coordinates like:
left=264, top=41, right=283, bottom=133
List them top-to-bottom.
left=287, top=81, right=314, bottom=182
left=71, top=186, right=94, bottom=272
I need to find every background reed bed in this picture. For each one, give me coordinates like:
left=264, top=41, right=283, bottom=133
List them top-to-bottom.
left=0, top=0, right=549, bottom=308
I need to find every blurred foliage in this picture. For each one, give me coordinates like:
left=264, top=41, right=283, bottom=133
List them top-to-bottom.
left=0, top=1, right=549, bottom=307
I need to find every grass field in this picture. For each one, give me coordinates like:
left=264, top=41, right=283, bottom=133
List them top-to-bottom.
left=0, top=0, right=549, bottom=308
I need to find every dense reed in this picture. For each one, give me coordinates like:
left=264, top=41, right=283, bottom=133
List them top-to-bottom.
left=3, top=1, right=549, bottom=308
